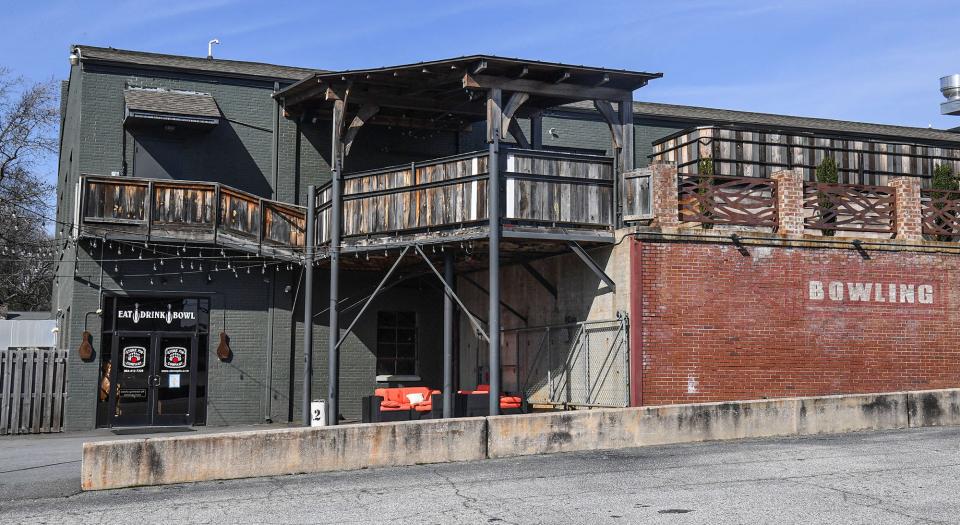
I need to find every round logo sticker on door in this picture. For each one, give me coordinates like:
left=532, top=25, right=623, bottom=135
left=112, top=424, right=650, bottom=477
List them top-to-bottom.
left=122, top=346, right=146, bottom=370
left=164, top=346, right=187, bottom=369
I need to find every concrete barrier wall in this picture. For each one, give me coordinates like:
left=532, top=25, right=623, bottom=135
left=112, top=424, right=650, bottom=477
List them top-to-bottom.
left=81, top=388, right=960, bottom=490
left=906, top=389, right=960, bottom=427
left=81, top=417, right=487, bottom=491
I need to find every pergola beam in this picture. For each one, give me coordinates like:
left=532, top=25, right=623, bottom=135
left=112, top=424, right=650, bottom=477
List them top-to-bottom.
left=463, top=73, right=631, bottom=102
left=342, top=103, right=380, bottom=157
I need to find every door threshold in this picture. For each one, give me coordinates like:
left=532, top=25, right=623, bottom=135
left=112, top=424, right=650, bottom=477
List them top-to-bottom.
left=110, top=426, right=196, bottom=436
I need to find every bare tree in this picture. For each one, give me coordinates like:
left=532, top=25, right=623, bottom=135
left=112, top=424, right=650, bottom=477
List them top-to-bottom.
left=0, top=68, right=59, bottom=312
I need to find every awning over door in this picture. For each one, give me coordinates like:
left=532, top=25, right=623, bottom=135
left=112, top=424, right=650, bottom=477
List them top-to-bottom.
left=123, top=87, right=221, bottom=127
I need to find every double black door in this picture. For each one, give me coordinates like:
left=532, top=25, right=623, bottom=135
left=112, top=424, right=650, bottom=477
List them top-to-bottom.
left=109, top=332, right=197, bottom=427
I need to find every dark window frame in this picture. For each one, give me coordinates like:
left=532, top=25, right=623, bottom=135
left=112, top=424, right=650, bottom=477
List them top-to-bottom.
left=376, top=311, right=418, bottom=376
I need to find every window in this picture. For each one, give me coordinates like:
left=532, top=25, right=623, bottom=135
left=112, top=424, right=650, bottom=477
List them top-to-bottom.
left=376, top=311, right=417, bottom=376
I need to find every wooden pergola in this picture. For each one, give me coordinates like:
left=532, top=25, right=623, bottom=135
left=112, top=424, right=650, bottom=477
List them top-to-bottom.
left=276, top=55, right=661, bottom=423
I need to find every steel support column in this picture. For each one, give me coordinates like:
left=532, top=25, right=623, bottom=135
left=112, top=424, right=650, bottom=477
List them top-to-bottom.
left=487, top=87, right=502, bottom=416
left=327, top=100, right=344, bottom=426
left=301, top=184, right=316, bottom=426
left=443, top=250, right=455, bottom=418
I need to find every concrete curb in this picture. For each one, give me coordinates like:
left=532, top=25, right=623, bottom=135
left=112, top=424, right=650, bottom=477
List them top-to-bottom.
left=81, top=388, right=960, bottom=490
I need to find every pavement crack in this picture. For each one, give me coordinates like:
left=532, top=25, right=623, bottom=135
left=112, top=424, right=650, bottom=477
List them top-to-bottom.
left=432, top=467, right=518, bottom=525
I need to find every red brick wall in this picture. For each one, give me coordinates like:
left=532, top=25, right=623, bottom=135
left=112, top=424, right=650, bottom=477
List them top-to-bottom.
left=630, top=238, right=960, bottom=406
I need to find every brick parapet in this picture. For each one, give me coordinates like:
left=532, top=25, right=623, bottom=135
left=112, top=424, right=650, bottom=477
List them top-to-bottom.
left=650, top=162, right=679, bottom=229
left=770, top=169, right=805, bottom=236
left=889, top=176, right=923, bottom=241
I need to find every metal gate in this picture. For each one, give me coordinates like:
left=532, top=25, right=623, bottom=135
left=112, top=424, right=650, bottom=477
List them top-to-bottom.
left=509, top=313, right=630, bottom=408
left=0, top=348, right=68, bottom=434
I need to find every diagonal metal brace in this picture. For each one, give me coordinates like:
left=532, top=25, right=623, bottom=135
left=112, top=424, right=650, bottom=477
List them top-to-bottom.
left=567, top=241, right=616, bottom=292
left=415, top=245, right=490, bottom=342
left=335, top=246, right=410, bottom=350
left=520, top=261, right=557, bottom=299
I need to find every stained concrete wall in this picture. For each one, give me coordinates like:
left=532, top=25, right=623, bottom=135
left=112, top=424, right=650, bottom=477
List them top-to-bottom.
left=457, top=229, right=633, bottom=392
left=82, top=388, right=960, bottom=491
left=82, top=417, right=486, bottom=490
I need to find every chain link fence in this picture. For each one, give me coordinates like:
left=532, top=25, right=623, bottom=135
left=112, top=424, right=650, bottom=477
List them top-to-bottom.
left=506, top=313, right=630, bottom=408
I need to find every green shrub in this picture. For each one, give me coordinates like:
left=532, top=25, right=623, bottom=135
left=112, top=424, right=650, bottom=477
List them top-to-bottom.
left=816, top=157, right=839, bottom=236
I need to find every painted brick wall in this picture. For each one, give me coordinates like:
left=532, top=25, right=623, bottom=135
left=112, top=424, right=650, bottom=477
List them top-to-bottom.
left=631, top=238, right=960, bottom=405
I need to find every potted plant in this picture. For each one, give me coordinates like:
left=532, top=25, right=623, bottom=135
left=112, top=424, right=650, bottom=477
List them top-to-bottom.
left=815, top=156, right=839, bottom=236
left=697, top=157, right=715, bottom=229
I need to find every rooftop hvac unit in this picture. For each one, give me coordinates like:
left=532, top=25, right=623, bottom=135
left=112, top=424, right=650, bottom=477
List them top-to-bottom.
left=940, top=74, right=960, bottom=115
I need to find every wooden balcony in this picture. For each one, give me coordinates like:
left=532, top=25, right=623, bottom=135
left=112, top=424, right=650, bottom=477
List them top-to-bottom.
left=317, top=148, right=616, bottom=253
left=79, top=175, right=306, bottom=260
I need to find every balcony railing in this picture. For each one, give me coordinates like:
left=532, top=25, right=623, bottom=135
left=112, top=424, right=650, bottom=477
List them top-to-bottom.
left=653, top=125, right=960, bottom=187
left=317, top=148, right=615, bottom=246
left=677, top=174, right=777, bottom=227
left=79, top=175, right=306, bottom=258
left=803, top=182, right=895, bottom=234
left=921, top=188, right=960, bottom=241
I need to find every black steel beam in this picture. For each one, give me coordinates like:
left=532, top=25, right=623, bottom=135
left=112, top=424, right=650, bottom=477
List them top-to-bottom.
left=487, top=87, right=503, bottom=416
left=327, top=99, right=345, bottom=426
left=301, top=185, right=316, bottom=427
left=567, top=241, right=616, bottom=292
left=414, top=245, right=490, bottom=342
left=334, top=246, right=410, bottom=350
left=443, top=250, right=455, bottom=418
left=520, top=261, right=557, bottom=299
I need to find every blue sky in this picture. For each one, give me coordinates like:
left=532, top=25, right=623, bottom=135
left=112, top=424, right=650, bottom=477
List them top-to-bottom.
left=3, top=0, right=960, bottom=130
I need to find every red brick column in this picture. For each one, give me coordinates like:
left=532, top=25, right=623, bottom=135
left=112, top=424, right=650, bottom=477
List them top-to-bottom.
left=650, top=162, right=679, bottom=228
left=770, top=169, right=804, bottom=236
left=889, top=176, right=922, bottom=241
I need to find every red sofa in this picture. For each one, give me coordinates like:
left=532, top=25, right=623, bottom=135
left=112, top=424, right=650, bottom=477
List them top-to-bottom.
left=458, top=384, right=523, bottom=416
left=362, top=387, right=440, bottom=422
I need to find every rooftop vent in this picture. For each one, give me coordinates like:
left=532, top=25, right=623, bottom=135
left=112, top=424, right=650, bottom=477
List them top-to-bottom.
left=941, top=74, right=960, bottom=115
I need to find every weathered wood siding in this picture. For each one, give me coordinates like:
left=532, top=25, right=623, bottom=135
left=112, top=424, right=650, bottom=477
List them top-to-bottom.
left=652, top=126, right=960, bottom=187
left=504, top=151, right=614, bottom=226
left=340, top=153, right=490, bottom=237
left=622, top=167, right=652, bottom=220
left=78, top=176, right=305, bottom=257
left=83, top=180, right=147, bottom=222
left=152, top=183, right=215, bottom=226
left=218, top=188, right=261, bottom=239
left=264, top=202, right=305, bottom=248
left=0, top=348, right=67, bottom=434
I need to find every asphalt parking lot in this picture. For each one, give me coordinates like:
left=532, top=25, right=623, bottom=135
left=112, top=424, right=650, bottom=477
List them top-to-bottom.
left=2, top=425, right=959, bottom=524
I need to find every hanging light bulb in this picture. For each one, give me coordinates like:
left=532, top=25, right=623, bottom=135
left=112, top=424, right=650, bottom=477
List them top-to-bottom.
left=153, top=262, right=158, bottom=271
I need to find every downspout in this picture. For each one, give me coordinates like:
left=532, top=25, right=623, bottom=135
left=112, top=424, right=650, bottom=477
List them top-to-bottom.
left=263, top=81, right=281, bottom=422
left=271, top=82, right=280, bottom=198
left=629, top=237, right=644, bottom=406
left=264, top=275, right=276, bottom=423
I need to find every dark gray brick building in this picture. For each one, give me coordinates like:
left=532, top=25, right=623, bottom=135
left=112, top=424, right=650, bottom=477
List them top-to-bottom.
left=53, top=45, right=960, bottom=431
